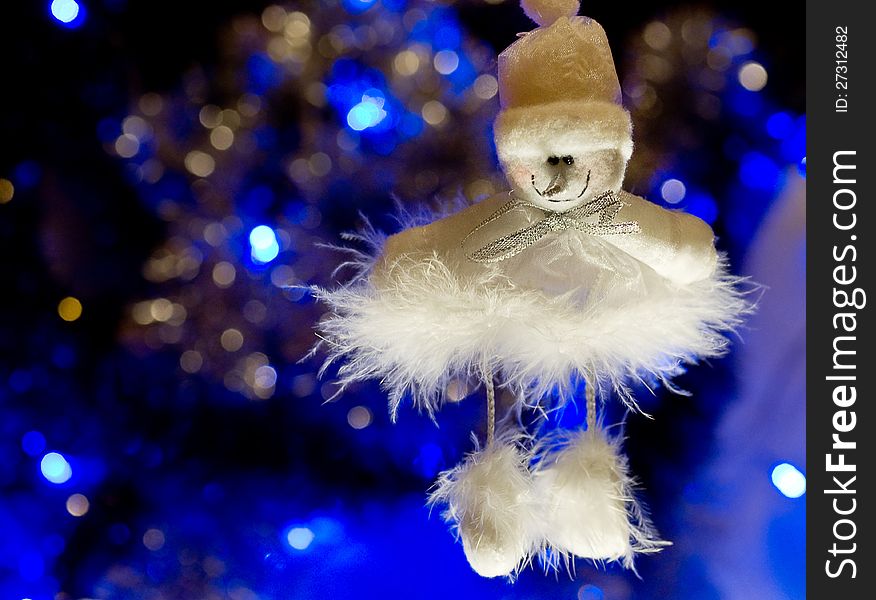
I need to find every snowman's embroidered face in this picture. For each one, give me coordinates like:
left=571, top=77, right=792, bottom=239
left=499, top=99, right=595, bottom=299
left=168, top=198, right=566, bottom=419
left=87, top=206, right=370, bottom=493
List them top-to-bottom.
left=504, top=149, right=626, bottom=212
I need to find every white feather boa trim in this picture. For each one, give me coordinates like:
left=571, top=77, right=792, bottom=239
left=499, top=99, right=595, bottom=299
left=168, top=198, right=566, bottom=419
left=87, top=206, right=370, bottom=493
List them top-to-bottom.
left=312, top=230, right=751, bottom=416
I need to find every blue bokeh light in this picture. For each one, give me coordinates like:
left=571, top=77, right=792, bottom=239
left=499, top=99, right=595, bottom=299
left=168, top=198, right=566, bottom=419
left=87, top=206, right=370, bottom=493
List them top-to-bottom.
left=50, top=0, right=85, bottom=28
left=341, top=0, right=378, bottom=15
left=246, top=53, right=282, bottom=95
left=445, top=53, right=477, bottom=91
left=325, top=59, right=425, bottom=154
left=347, top=96, right=387, bottom=131
left=766, top=111, right=794, bottom=139
left=780, top=118, right=806, bottom=164
left=739, top=151, right=780, bottom=190
left=13, top=161, right=42, bottom=190
left=660, top=178, right=687, bottom=204
left=685, top=192, right=719, bottom=225
left=249, top=225, right=280, bottom=264
left=52, top=344, right=77, bottom=369
left=9, top=369, right=34, bottom=393
left=22, top=431, right=47, bottom=457
left=40, top=452, right=72, bottom=484
left=771, top=463, right=806, bottom=498
left=308, top=516, right=343, bottom=545
left=286, top=526, right=315, bottom=550
left=579, top=584, right=605, bottom=600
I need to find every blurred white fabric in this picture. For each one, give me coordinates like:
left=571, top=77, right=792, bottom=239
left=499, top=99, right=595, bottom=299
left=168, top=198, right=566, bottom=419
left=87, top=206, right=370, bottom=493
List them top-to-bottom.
left=704, top=168, right=806, bottom=599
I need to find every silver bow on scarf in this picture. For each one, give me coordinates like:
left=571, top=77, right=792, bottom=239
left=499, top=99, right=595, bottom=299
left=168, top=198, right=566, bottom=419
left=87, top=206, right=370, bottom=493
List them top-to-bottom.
left=463, top=191, right=641, bottom=264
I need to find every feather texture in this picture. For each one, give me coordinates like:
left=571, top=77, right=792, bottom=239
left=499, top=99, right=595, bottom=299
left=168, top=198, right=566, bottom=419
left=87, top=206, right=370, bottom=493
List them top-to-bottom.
left=311, top=237, right=752, bottom=417
left=532, top=427, right=669, bottom=571
left=428, top=439, right=537, bottom=578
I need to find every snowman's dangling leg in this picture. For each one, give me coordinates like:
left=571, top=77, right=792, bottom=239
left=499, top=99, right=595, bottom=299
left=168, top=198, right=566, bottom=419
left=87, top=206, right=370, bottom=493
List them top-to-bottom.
left=427, top=356, right=535, bottom=578
left=482, top=357, right=495, bottom=446
left=533, top=377, right=669, bottom=569
left=585, top=378, right=596, bottom=432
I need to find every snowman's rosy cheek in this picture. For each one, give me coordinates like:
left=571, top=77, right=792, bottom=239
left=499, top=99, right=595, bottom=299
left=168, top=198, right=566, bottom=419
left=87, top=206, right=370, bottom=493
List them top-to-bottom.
left=507, top=164, right=530, bottom=181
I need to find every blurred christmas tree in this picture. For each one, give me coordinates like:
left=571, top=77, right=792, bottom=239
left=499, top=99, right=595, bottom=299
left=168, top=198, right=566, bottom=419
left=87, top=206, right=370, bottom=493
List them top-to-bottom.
left=109, top=1, right=502, bottom=398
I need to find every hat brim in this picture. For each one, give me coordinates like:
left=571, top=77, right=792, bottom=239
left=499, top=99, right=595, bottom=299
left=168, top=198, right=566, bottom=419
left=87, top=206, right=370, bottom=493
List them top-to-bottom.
left=494, top=101, right=633, bottom=165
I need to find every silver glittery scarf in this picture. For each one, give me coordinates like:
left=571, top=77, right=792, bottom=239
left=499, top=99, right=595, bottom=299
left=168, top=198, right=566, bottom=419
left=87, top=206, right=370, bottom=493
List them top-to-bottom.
left=463, top=191, right=641, bottom=264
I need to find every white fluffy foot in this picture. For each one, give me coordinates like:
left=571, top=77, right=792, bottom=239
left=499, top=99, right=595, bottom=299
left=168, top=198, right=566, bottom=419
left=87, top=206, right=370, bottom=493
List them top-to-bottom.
left=534, top=428, right=667, bottom=569
left=429, top=441, right=535, bottom=577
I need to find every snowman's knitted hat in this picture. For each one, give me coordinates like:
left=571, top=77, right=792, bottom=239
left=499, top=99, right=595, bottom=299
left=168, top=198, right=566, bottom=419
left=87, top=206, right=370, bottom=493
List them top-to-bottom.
left=494, top=0, right=633, bottom=165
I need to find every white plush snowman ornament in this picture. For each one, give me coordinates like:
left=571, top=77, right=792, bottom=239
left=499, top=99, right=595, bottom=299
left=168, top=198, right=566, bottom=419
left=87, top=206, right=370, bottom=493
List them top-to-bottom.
left=314, top=0, right=748, bottom=579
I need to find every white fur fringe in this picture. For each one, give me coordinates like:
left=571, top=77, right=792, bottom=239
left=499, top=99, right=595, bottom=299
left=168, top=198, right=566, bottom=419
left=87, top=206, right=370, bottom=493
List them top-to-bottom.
left=311, top=219, right=752, bottom=417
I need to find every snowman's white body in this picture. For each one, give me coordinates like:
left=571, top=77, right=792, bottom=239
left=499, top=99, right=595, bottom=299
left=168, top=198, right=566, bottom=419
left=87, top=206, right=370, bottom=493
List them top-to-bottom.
left=354, top=187, right=738, bottom=412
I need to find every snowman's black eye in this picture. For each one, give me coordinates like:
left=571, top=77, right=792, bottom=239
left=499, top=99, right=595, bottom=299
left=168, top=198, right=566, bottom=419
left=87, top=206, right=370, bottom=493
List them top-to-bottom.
left=562, top=155, right=574, bottom=165
left=547, top=156, right=560, bottom=166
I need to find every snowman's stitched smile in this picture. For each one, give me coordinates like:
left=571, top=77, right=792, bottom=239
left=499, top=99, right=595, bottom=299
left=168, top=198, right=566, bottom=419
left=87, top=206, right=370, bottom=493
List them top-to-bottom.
left=531, top=169, right=591, bottom=202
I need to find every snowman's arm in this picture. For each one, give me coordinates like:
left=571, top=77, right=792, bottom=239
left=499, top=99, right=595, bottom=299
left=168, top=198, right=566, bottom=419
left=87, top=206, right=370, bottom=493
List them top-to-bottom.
left=604, top=191, right=718, bottom=284
left=372, top=194, right=509, bottom=286
left=371, top=225, right=431, bottom=287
